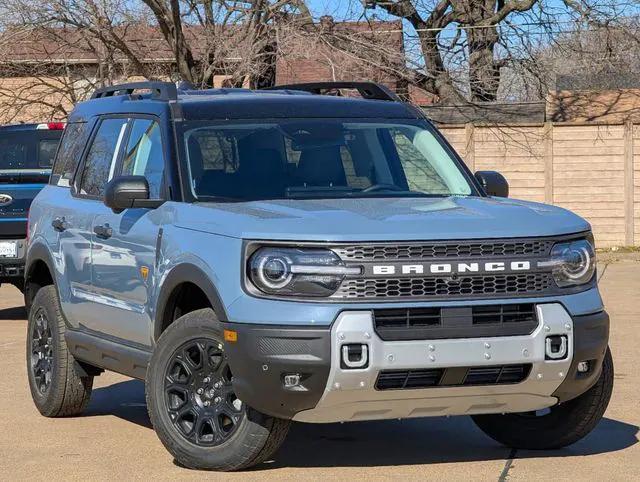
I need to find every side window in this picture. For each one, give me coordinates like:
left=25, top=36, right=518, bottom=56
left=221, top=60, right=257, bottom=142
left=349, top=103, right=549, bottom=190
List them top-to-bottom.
left=79, top=118, right=128, bottom=197
left=121, top=119, right=165, bottom=198
left=51, top=123, right=89, bottom=187
left=391, top=129, right=449, bottom=194
left=188, top=130, right=238, bottom=173
left=285, top=137, right=371, bottom=189
left=38, top=139, right=60, bottom=168
left=338, top=145, right=371, bottom=189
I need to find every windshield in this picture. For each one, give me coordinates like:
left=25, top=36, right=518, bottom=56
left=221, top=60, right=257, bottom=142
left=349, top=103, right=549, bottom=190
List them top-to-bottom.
left=180, top=119, right=475, bottom=201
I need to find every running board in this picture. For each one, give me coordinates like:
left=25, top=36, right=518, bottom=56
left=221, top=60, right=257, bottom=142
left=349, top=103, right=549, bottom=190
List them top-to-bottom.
left=65, top=329, right=151, bottom=380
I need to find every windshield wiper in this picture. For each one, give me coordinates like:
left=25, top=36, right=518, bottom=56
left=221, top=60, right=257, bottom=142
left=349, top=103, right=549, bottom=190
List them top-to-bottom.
left=360, top=183, right=405, bottom=194
left=349, top=191, right=451, bottom=198
left=197, top=195, right=243, bottom=203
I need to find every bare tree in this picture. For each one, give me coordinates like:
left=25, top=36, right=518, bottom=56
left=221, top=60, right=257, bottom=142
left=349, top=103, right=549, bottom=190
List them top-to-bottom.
left=0, top=0, right=315, bottom=122
left=0, top=0, right=165, bottom=122
left=138, top=0, right=314, bottom=88
left=319, top=0, right=639, bottom=105
left=274, top=16, right=406, bottom=91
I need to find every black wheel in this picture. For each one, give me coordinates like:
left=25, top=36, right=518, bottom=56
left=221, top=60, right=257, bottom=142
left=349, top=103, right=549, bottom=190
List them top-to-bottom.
left=26, top=285, right=93, bottom=417
left=146, top=308, right=290, bottom=471
left=472, top=348, right=614, bottom=449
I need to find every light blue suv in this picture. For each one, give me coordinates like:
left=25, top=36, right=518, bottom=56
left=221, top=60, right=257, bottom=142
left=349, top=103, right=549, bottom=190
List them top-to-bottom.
left=25, top=81, right=612, bottom=471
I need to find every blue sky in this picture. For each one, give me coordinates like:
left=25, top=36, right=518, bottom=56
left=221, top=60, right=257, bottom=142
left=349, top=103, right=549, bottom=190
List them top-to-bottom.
left=299, top=0, right=640, bottom=77
left=302, top=0, right=640, bottom=59
left=304, top=0, right=640, bottom=31
left=306, top=1, right=363, bottom=19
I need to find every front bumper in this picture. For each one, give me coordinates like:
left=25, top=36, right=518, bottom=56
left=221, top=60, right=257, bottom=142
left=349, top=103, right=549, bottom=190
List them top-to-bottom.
left=224, top=303, right=609, bottom=422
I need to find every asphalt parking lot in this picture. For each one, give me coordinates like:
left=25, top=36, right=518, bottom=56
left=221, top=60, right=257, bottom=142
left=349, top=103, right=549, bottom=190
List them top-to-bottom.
left=1, top=254, right=638, bottom=481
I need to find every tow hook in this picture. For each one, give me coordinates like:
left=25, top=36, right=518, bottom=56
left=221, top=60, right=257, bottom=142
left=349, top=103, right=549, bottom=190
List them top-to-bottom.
left=545, top=335, right=568, bottom=360
left=341, top=344, right=369, bottom=369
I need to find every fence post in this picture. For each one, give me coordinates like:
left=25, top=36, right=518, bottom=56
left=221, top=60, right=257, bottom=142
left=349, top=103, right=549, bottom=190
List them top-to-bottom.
left=624, top=121, right=635, bottom=246
left=543, top=122, right=554, bottom=204
left=464, top=123, right=475, bottom=171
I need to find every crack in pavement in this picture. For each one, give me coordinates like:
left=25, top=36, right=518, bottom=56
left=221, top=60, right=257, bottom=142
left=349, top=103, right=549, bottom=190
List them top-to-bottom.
left=495, top=261, right=607, bottom=481
left=598, top=263, right=609, bottom=283
left=498, top=448, right=517, bottom=482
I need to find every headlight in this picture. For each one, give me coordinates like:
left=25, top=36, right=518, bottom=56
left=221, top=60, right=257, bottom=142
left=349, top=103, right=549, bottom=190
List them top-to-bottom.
left=541, top=237, right=596, bottom=287
left=248, top=247, right=361, bottom=297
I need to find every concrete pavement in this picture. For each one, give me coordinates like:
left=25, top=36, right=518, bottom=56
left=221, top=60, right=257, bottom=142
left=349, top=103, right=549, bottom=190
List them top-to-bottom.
left=0, top=257, right=638, bottom=480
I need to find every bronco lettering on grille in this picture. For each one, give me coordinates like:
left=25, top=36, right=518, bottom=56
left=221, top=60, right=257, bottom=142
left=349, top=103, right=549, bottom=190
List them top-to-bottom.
left=370, top=261, right=532, bottom=277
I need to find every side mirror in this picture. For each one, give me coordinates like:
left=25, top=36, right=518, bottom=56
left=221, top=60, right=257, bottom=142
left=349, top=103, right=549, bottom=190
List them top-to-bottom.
left=474, top=171, right=509, bottom=197
left=104, top=176, right=162, bottom=213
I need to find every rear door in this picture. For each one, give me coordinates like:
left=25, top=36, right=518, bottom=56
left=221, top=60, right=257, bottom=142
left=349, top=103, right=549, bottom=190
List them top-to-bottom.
left=87, top=117, right=166, bottom=346
left=33, top=121, right=92, bottom=325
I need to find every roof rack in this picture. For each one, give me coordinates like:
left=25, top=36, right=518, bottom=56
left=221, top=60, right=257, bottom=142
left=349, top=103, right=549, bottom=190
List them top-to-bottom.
left=91, top=81, right=178, bottom=101
left=263, top=81, right=401, bottom=102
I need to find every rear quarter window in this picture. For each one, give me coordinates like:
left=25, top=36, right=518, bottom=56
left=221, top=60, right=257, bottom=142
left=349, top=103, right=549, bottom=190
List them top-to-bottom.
left=50, top=123, right=89, bottom=187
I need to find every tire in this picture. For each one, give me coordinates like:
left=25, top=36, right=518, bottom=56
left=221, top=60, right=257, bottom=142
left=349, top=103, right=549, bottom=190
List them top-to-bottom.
left=26, top=285, right=93, bottom=417
left=146, top=308, right=291, bottom=471
left=472, top=348, right=614, bottom=450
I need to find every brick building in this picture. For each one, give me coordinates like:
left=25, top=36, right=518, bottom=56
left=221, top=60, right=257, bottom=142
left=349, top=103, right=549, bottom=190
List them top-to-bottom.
left=0, top=20, right=432, bottom=123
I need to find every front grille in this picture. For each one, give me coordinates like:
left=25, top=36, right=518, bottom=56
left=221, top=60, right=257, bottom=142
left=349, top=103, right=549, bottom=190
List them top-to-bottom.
left=246, top=236, right=587, bottom=303
left=334, top=240, right=552, bottom=261
left=334, top=273, right=553, bottom=300
left=373, top=304, right=538, bottom=341
left=472, top=304, right=537, bottom=325
left=374, top=307, right=441, bottom=329
left=375, top=364, right=531, bottom=390
left=463, top=365, right=531, bottom=386
left=376, top=369, right=444, bottom=390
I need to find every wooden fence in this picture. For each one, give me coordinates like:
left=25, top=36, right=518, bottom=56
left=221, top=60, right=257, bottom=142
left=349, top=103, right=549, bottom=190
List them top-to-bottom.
left=439, top=122, right=640, bottom=248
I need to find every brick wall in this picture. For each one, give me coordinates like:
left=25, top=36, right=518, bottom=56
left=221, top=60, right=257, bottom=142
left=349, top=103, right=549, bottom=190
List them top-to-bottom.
left=0, top=77, right=71, bottom=124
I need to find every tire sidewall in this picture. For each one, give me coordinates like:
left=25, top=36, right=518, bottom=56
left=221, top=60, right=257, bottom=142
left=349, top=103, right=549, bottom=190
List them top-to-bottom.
left=26, top=286, right=63, bottom=413
left=146, top=310, right=273, bottom=469
left=472, top=348, right=614, bottom=449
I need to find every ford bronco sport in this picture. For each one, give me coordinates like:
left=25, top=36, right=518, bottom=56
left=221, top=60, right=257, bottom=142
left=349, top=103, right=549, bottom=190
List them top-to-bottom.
left=25, top=81, right=612, bottom=471
left=0, top=123, right=63, bottom=292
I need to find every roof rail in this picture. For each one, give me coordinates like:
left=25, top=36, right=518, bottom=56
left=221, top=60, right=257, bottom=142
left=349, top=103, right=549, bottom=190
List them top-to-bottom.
left=91, top=81, right=178, bottom=101
left=263, top=81, right=401, bottom=102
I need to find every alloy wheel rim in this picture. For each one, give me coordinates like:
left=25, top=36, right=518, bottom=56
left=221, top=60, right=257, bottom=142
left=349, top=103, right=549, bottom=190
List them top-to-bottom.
left=30, top=309, right=54, bottom=394
left=164, top=338, right=244, bottom=446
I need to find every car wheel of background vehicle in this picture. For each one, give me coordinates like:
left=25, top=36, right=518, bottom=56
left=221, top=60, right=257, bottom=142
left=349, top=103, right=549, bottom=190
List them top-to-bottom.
left=26, top=285, right=94, bottom=417
left=146, top=308, right=291, bottom=471
left=472, top=348, right=613, bottom=449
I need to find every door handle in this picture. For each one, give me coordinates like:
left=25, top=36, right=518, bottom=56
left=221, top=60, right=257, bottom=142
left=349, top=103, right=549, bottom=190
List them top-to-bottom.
left=51, top=217, right=67, bottom=232
left=93, top=224, right=113, bottom=240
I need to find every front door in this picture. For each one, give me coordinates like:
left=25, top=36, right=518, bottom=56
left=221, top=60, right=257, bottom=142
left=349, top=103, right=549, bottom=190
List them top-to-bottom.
left=88, top=118, right=166, bottom=346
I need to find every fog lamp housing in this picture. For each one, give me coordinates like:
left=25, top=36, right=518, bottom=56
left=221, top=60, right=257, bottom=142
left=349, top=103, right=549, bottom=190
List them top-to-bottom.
left=577, top=361, right=591, bottom=373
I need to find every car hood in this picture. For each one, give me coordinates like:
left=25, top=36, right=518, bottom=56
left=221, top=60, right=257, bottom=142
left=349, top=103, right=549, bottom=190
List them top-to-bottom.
left=175, top=196, right=590, bottom=242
